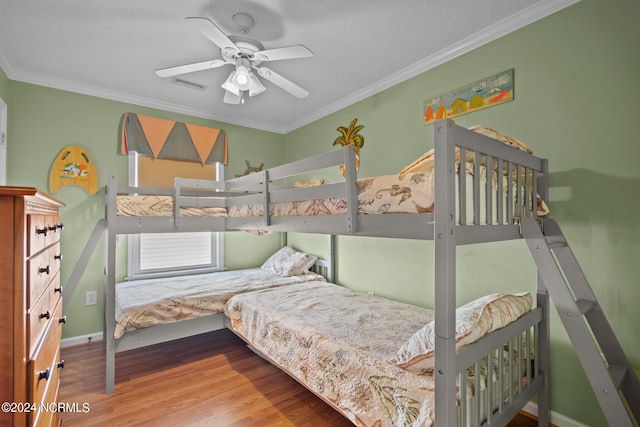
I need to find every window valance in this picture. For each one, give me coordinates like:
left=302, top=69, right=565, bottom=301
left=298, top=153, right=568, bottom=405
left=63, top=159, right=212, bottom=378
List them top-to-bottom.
left=120, top=113, right=228, bottom=165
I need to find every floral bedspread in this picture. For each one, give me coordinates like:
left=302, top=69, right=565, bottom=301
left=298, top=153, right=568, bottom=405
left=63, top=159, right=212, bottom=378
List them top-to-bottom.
left=117, top=168, right=548, bottom=220
left=228, top=171, right=437, bottom=217
left=116, top=195, right=227, bottom=217
left=114, top=268, right=324, bottom=339
left=225, top=281, right=439, bottom=426
left=225, top=282, right=531, bottom=426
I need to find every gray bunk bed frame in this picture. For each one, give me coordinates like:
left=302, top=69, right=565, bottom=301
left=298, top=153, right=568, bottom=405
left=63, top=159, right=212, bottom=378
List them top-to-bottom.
left=68, top=118, right=551, bottom=426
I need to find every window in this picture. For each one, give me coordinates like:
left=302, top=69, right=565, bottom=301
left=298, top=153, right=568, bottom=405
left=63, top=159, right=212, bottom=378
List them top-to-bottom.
left=127, top=151, right=224, bottom=279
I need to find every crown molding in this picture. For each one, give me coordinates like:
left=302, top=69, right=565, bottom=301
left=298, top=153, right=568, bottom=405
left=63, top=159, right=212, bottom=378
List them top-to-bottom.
left=281, top=0, right=580, bottom=134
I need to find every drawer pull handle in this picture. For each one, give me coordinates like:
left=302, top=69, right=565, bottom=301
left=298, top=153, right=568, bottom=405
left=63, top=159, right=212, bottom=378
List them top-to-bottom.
left=49, top=223, right=64, bottom=232
left=36, top=227, right=48, bottom=236
left=54, top=253, right=63, bottom=261
left=39, top=265, right=51, bottom=275
left=55, top=286, right=63, bottom=294
left=40, top=310, right=51, bottom=320
left=58, top=316, right=67, bottom=324
left=57, top=360, right=65, bottom=369
left=38, top=368, right=50, bottom=381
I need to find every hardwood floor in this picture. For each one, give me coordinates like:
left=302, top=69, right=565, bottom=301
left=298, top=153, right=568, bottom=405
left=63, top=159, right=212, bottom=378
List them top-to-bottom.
left=59, top=329, right=542, bottom=426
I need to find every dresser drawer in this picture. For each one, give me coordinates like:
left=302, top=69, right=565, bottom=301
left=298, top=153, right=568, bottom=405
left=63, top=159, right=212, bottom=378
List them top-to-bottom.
left=27, top=214, right=62, bottom=257
left=45, top=214, right=63, bottom=246
left=28, top=215, right=49, bottom=256
left=28, top=246, right=58, bottom=306
left=29, top=286, right=64, bottom=356
left=29, top=290, right=51, bottom=355
left=29, top=312, right=63, bottom=422
left=29, top=344, right=62, bottom=427
left=30, top=346, right=62, bottom=427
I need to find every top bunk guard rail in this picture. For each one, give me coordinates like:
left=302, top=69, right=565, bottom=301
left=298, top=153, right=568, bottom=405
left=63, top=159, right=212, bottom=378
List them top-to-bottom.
left=106, top=120, right=548, bottom=241
left=435, top=121, right=549, bottom=245
left=223, top=145, right=359, bottom=233
left=106, top=172, right=227, bottom=234
left=174, top=177, right=227, bottom=228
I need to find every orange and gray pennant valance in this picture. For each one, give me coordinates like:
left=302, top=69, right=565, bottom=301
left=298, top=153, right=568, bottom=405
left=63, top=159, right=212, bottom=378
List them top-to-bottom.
left=120, top=113, right=228, bottom=165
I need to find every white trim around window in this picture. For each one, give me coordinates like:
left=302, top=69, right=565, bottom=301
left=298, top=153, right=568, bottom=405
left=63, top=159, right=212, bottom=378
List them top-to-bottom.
left=126, top=151, right=224, bottom=280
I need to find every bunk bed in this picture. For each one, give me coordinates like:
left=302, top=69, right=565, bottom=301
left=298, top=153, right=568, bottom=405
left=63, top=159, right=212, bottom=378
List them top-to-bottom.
left=94, top=118, right=550, bottom=425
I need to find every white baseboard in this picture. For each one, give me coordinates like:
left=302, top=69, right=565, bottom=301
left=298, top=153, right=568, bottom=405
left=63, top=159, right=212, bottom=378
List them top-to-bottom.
left=61, top=332, right=103, bottom=348
left=523, top=402, right=590, bottom=427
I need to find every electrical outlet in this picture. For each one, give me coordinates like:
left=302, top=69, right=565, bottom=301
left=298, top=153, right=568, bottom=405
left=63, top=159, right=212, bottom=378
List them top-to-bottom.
left=85, top=291, right=98, bottom=306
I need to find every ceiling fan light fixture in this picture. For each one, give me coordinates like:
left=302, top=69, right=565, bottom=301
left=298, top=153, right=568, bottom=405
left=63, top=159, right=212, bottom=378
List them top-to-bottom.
left=231, top=65, right=252, bottom=91
left=221, top=71, right=240, bottom=96
left=248, top=72, right=266, bottom=97
left=223, top=89, right=241, bottom=104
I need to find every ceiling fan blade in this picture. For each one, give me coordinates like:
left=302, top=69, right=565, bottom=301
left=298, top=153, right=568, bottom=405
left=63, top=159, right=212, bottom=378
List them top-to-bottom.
left=185, top=17, right=237, bottom=51
left=254, top=45, right=313, bottom=62
left=155, top=59, right=228, bottom=77
left=255, top=66, right=309, bottom=99
left=223, top=90, right=242, bottom=104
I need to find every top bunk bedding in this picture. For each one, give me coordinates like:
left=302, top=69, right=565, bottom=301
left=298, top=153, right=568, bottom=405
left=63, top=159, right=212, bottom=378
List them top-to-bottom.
left=108, top=120, right=549, bottom=241
left=116, top=171, right=444, bottom=217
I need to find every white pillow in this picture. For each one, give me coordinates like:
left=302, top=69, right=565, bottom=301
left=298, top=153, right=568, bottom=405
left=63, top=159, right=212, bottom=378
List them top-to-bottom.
left=261, top=246, right=318, bottom=277
left=389, top=292, right=532, bottom=372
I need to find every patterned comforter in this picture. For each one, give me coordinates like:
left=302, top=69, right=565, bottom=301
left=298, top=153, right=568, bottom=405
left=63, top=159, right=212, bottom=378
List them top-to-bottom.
left=116, top=168, right=548, bottom=220
left=228, top=171, right=437, bottom=217
left=115, top=172, right=436, bottom=217
left=115, top=194, right=227, bottom=217
left=114, top=268, right=324, bottom=339
left=225, top=282, right=530, bottom=427
left=225, top=282, right=437, bottom=426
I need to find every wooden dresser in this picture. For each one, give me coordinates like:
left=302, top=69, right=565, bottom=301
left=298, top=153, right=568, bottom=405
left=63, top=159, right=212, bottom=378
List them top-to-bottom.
left=0, top=186, right=66, bottom=427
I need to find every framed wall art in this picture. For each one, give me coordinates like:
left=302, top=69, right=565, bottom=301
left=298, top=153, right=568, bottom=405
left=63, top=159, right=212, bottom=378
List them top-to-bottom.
left=423, top=69, right=514, bottom=124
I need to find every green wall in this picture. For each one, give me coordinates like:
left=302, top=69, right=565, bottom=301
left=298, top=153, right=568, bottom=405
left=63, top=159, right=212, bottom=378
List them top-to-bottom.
left=285, top=0, right=639, bottom=425
left=4, top=82, right=283, bottom=339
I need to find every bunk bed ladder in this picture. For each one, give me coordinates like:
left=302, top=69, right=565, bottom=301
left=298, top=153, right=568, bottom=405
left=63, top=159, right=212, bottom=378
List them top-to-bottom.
left=521, top=217, right=640, bottom=427
left=62, top=218, right=106, bottom=311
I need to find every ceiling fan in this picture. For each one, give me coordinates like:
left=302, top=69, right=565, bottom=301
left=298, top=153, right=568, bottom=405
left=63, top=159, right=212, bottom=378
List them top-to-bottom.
left=156, top=13, right=313, bottom=104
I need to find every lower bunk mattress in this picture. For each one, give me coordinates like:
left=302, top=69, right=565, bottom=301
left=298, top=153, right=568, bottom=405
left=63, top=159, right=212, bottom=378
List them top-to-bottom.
left=114, top=268, right=324, bottom=339
left=225, top=281, right=535, bottom=427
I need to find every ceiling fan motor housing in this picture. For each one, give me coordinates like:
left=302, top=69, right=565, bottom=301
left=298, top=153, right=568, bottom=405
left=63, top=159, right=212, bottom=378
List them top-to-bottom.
left=232, top=13, right=254, bottom=35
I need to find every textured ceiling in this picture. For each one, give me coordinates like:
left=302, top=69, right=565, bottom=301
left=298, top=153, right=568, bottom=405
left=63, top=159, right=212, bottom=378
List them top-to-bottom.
left=0, top=0, right=576, bottom=133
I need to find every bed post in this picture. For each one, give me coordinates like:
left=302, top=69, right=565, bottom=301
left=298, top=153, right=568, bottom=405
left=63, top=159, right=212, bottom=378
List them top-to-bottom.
left=433, top=119, right=458, bottom=426
left=343, top=145, right=358, bottom=234
left=536, top=158, right=551, bottom=426
left=104, top=173, right=118, bottom=394
left=328, top=234, right=336, bottom=283
left=536, top=279, right=551, bottom=426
